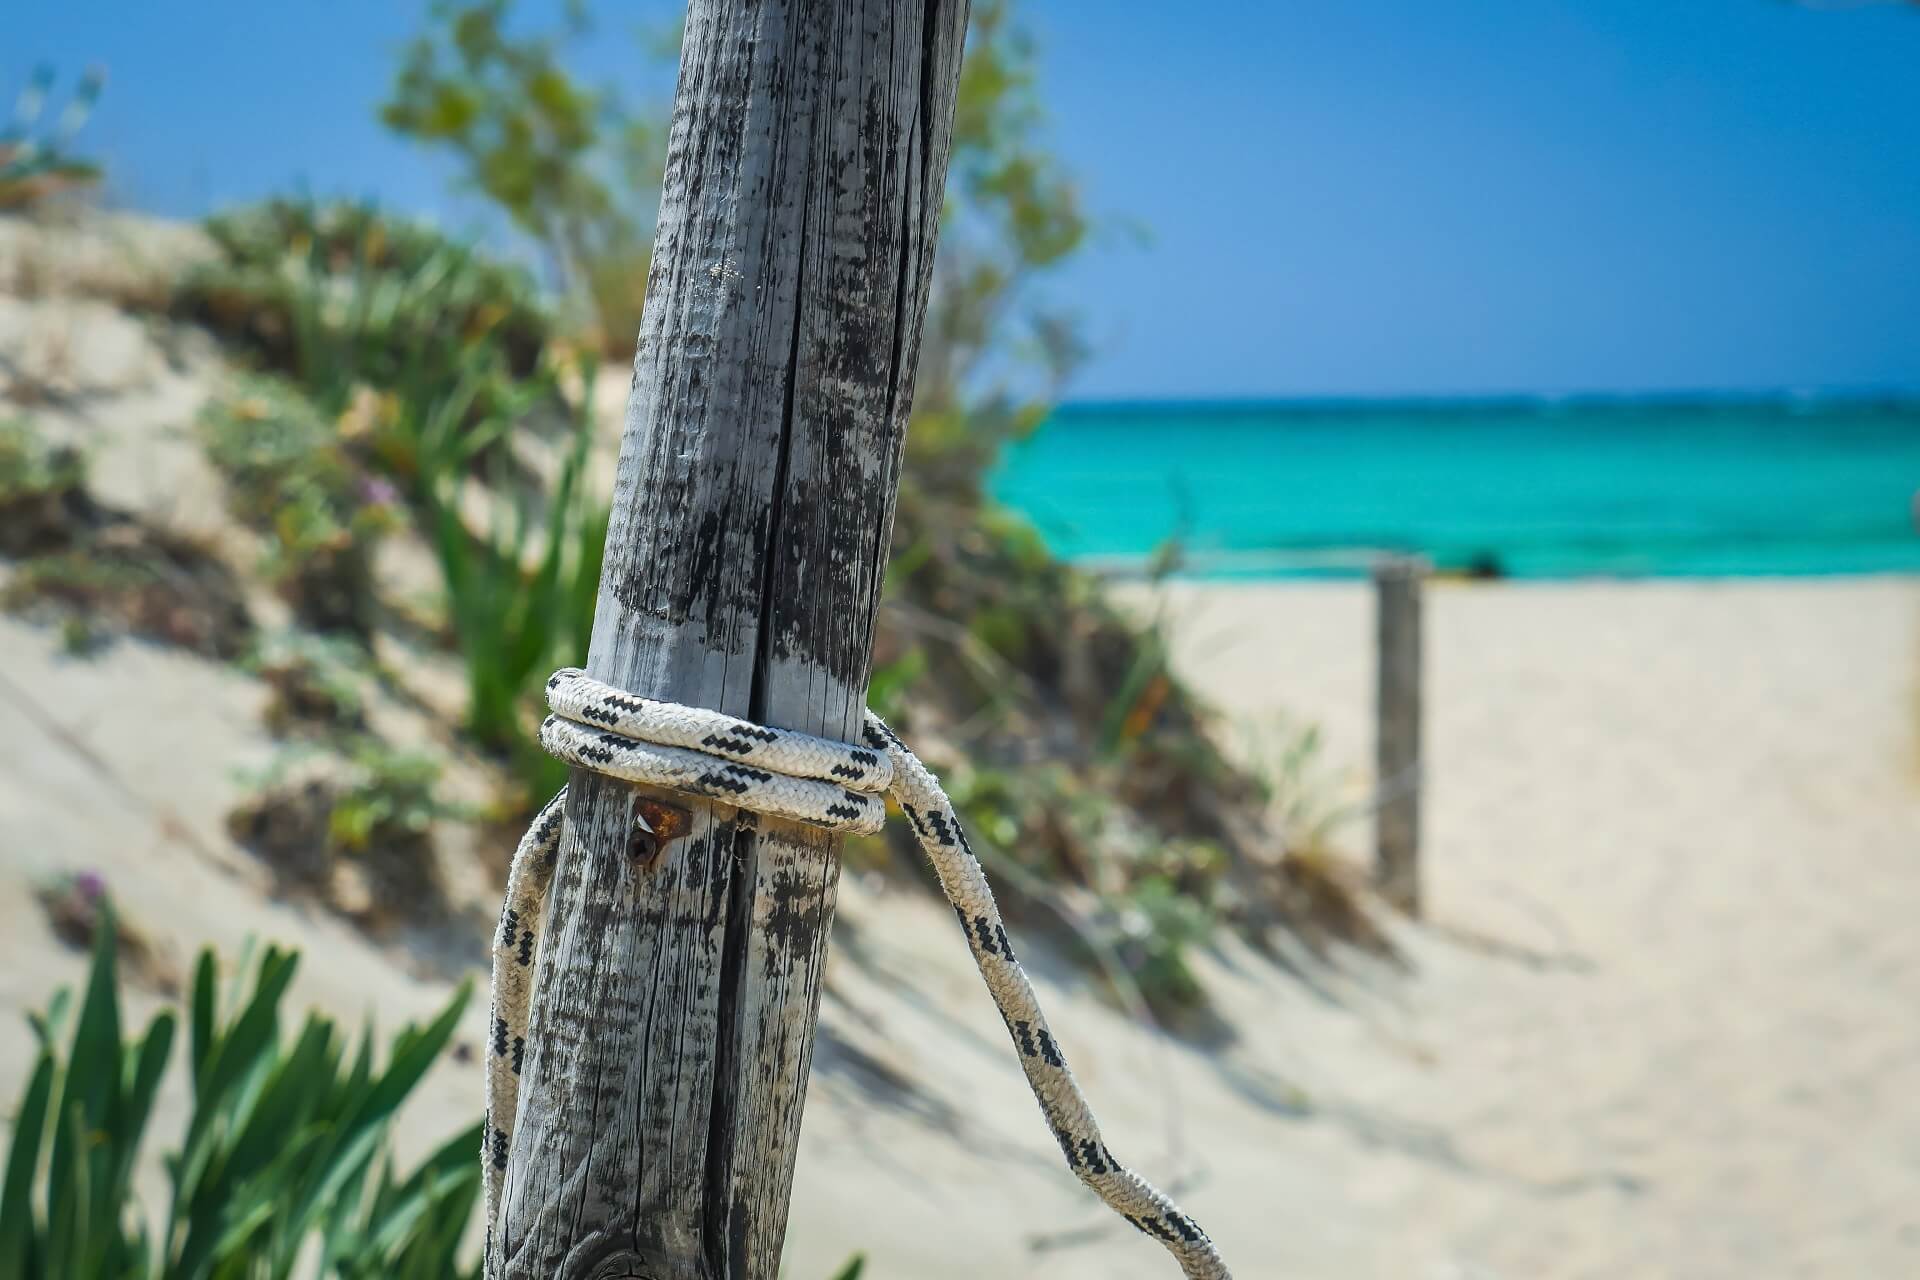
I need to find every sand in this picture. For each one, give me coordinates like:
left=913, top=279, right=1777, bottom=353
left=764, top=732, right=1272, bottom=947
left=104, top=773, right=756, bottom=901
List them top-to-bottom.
left=13, top=577, right=1917, bottom=1278
left=1082, top=577, right=1920, bottom=1280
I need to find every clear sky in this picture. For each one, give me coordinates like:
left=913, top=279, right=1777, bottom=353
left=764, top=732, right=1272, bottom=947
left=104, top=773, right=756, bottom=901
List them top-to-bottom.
left=14, top=0, right=1920, bottom=399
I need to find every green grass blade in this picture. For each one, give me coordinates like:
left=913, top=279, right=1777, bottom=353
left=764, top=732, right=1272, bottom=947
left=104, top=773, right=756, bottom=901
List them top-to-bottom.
left=66, top=897, right=123, bottom=1133
left=192, top=947, right=298, bottom=1121
left=189, top=950, right=217, bottom=1092
left=356, top=983, right=469, bottom=1125
left=28, top=988, right=70, bottom=1050
left=106, top=1009, right=176, bottom=1234
left=216, top=1014, right=333, bottom=1194
left=0, top=1052, right=55, bottom=1280
left=44, top=1102, right=89, bottom=1280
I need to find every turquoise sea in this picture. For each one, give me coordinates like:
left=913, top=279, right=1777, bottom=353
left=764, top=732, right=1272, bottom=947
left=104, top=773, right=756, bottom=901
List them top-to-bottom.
left=991, top=399, right=1920, bottom=578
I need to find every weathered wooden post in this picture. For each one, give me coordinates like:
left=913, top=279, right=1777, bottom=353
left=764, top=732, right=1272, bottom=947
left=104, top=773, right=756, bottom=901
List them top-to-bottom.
left=491, top=2, right=969, bottom=1276
left=1372, top=554, right=1426, bottom=915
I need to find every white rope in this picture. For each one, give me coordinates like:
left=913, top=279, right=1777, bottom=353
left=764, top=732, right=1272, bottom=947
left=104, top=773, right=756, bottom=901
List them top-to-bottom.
left=486, top=667, right=1232, bottom=1279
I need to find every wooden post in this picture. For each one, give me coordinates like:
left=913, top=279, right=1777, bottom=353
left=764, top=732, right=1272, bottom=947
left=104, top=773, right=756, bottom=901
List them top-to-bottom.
left=491, top=3, right=968, bottom=1277
left=1373, top=554, right=1426, bottom=915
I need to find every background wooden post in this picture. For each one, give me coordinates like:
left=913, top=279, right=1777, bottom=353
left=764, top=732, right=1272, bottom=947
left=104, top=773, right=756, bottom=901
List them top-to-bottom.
left=491, top=2, right=969, bottom=1276
left=1373, top=554, right=1426, bottom=915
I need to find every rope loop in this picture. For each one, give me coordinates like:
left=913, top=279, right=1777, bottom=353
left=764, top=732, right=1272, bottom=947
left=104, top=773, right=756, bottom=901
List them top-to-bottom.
left=540, top=667, right=890, bottom=834
left=485, top=669, right=1232, bottom=1280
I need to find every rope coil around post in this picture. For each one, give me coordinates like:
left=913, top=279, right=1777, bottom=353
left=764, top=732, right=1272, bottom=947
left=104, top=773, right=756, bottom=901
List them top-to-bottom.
left=485, top=667, right=1232, bottom=1280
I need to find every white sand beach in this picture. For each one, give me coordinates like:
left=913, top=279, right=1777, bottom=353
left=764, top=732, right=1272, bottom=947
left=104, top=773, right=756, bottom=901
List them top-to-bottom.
left=7, top=575, right=1919, bottom=1278
left=771, top=577, right=1920, bottom=1278
left=1094, top=577, right=1920, bottom=1279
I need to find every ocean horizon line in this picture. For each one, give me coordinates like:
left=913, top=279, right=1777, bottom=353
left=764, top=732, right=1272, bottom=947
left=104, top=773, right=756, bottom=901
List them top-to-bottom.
left=1051, top=388, right=1920, bottom=416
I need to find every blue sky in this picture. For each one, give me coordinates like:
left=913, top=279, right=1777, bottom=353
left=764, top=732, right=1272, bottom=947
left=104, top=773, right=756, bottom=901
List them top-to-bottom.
left=14, top=0, right=1920, bottom=398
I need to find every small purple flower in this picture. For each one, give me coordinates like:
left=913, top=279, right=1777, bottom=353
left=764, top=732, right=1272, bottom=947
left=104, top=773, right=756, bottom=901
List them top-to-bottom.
left=359, top=475, right=400, bottom=508
left=73, top=870, right=106, bottom=901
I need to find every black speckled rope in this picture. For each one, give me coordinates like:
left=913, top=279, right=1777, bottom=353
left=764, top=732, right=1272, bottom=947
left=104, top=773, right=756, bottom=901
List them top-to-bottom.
left=485, top=668, right=1231, bottom=1279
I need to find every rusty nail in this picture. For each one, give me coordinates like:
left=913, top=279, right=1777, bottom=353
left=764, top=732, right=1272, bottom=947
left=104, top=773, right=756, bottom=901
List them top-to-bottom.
left=630, top=796, right=691, bottom=865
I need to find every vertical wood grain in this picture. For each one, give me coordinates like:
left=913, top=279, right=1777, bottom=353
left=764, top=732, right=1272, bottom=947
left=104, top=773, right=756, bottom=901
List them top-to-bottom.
left=491, top=2, right=969, bottom=1276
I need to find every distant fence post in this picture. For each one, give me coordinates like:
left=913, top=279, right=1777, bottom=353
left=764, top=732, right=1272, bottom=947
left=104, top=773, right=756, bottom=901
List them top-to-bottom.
left=1373, top=554, right=1427, bottom=914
